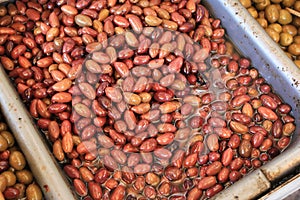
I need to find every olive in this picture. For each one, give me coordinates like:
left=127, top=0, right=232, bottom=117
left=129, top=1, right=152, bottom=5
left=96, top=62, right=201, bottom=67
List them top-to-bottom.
left=239, top=0, right=252, bottom=8
left=253, top=0, right=265, bottom=3
left=256, top=0, right=271, bottom=11
left=271, top=0, right=282, bottom=3
left=282, top=0, right=296, bottom=7
left=294, top=1, right=300, bottom=12
left=265, top=5, right=279, bottom=23
left=248, top=6, right=259, bottom=18
left=278, top=9, right=292, bottom=25
left=258, top=10, right=265, bottom=18
left=257, top=18, right=268, bottom=28
left=269, top=23, right=282, bottom=33
left=282, top=25, right=297, bottom=36
left=265, top=27, right=280, bottom=42
left=280, top=32, right=293, bottom=46
left=293, top=35, right=300, bottom=44
left=288, top=43, right=300, bottom=55
left=293, top=60, right=300, bottom=68
left=0, top=123, right=7, bottom=132
left=1, top=131, right=14, bottom=147
left=0, top=135, right=8, bottom=152
left=9, top=151, right=26, bottom=171
left=16, top=170, right=33, bottom=185
left=2, top=171, right=16, bottom=187
left=0, top=174, right=7, bottom=192
left=14, top=183, right=26, bottom=199
left=26, top=183, right=43, bottom=200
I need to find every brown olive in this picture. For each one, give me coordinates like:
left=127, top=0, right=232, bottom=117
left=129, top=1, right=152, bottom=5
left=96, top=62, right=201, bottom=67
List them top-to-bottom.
left=239, top=0, right=252, bottom=8
left=253, top=0, right=265, bottom=3
left=255, top=0, right=271, bottom=11
left=271, top=0, right=282, bottom=3
left=282, top=0, right=296, bottom=7
left=294, top=1, right=300, bottom=12
left=265, top=5, right=279, bottom=23
left=248, top=7, right=259, bottom=18
left=278, top=9, right=292, bottom=25
left=258, top=10, right=265, bottom=18
left=292, top=17, right=300, bottom=27
left=257, top=18, right=268, bottom=28
left=269, top=23, right=282, bottom=33
left=282, top=25, right=298, bottom=36
left=265, top=27, right=280, bottom=42
left=280, top=32, right=294, bottom=46
left=293, top=35, right=300, bottom=44
left=288, top=43, right=300, bottom=55
left=285, top=51, right=294, bottom=59
left=293, top=60, right=300, bottom=68
left=0, top=123, right=7, bottom=132
left=1, top=131, right=14, bottom=147
left=0, top=135, right=8, bottom=152
left=9, top=151, right=26, bottom=171
left=16, top=170, right=33, bottom=185
left=2, top=171, right=16, bottom=187
left=0, top=174, right=7, bottom=192
left=14, top=183, right=26, bottom=199
left=26, top=183, right=43, bottom=200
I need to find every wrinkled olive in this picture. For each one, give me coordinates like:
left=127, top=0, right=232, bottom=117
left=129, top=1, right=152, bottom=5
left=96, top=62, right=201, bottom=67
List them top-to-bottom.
left=240, top=0, right=252, bottom=8
left=255, top=0, right=271, bottom=11
left=265, top=5, right=279, bottom=23
left=248, top=7, right=259, bottom=18
left=278, top=9, right=292, bottom=25
left=257, top=18, right=268, bottom=28
left=268, top=23, right=282, bottom=33
left=282, top=25, right=297, bottom=36
left=266, top=27, right=280, bottom=42
left=280, top=32, right=293, bottom=46
left=288, top=43, right=300, bottom=55
left=1, top=131, right=14, bottom=147
left=0, top=135, right=8, bottom=152
left=9, top=151, right=26, bottom=171
left=16, top=170, right=33, bottom=185
left=2, top=171, right=16, bottom=186
left=0, top=174, right=7, bottom=192
left=26, top=183, right=43, bottom=200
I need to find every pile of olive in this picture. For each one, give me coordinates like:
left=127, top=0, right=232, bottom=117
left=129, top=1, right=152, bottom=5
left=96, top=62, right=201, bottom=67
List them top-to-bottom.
left=240, top=0, right=300, bottom=68
left=0, top=121, right=42, bottom=200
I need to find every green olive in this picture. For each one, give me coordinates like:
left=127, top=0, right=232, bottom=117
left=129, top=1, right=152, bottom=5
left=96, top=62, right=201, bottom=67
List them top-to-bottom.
left=239, top=0, right=252, bottom=8
left=256, top=0, right=271, bottom=11
left=282, top=0, right=296, bottom=7
left=294, top=1, right=300, bottom=12
left=265, top=5, right=279, bottom=23
left=248, top=6, right=259, bottom=18
left=278, top=9, right=293, bottom=25
left=257, top=18, right=268, bottom=28
left=268, top=23, right=282, bottom=33
left=282, top=25, right=298, bottom=36
left=265, top=27, right=280, bottom=42
left=280, top=32, right=294, bottom=46
left=293, top=35, right=300, bottom=44
left=288, top=43, right=300, bottom=55
left=294, top=60, right=300, bottom=68
left=1, top=131, right=14, bottom=147
left=0, top=135, right=8, bottom=152
left=9, top=151, right=26, bottom=170
left=16, top=170, right=33, bottom=185
left=1, top=171, right=16, bottom=187
left=0, top=174, right=7, bottom=192
left=26, top=183, right=43, bottom=200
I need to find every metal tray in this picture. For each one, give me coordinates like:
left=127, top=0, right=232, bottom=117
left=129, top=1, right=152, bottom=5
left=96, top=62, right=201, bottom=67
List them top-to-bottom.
left=0, top=0, right=299, bottom=199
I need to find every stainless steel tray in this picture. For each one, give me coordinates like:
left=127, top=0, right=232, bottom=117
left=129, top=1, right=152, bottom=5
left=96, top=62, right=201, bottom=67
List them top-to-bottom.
left=0, top=0, right=299, bottom=199
left=203, top=0, right=300, bottom=199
